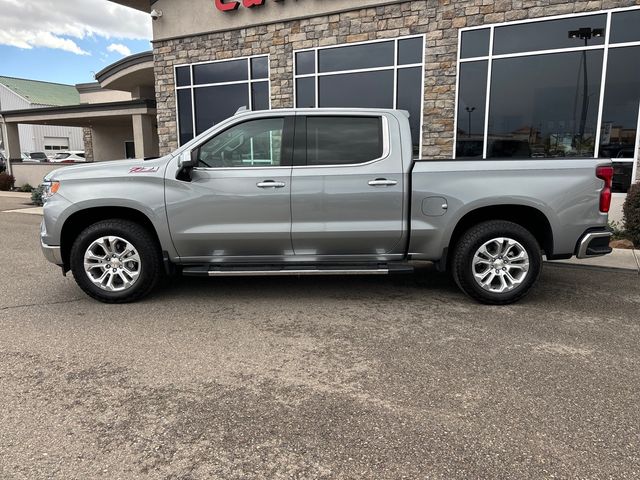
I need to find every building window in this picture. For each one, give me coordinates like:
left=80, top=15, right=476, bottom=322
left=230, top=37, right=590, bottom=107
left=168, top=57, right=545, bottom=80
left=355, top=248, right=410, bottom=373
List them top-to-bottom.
left=455, top=7, right=640, bottom=192
left=294, top=36, right=425, bottom=158
left=175, top=55, right=270, bottom=146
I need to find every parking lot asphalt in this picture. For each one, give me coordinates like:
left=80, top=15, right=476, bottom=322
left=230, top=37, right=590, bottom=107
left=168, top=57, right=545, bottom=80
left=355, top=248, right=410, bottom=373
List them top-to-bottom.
left=1, top=196, right=639, bottom=479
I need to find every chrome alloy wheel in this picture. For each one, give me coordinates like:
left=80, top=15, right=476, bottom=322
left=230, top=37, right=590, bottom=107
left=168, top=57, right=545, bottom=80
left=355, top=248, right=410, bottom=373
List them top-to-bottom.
left=83, top=236, right=141, bottom=292
left=472, top=237, right=530, bottom=294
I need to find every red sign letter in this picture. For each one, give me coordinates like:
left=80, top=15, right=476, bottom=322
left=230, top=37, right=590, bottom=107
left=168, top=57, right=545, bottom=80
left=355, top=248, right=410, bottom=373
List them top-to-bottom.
left=215, top=0, right=240, bottom=11
left=242, top=0, right=265, bottom=7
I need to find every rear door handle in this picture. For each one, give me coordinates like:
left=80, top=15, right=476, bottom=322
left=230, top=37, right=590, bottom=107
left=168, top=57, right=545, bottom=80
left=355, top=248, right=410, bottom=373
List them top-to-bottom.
left=368, top=179, right=398, bottom=187
left=257, top=180, right=286, bottom=189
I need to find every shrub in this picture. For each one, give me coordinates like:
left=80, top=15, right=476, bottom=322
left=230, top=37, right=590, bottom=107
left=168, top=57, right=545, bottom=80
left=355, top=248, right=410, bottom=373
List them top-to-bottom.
left=0, top=172, right=15, bottom=191
left=18, top=183, right=34, bottom=193
left=623, top=183, right=640, bottom=247
left=31, top=184, right=45, bottom=206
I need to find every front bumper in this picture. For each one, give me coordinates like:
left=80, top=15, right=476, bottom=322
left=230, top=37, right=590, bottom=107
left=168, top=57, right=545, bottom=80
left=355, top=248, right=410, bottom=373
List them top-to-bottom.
left=576, top=231, right=613, bottom=259
left=41, top=240, right=63, bottom=266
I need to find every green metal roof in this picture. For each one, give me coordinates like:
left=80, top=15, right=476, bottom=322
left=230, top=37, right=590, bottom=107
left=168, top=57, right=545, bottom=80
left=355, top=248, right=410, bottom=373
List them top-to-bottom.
left=0, top=76, right=79, bottom=106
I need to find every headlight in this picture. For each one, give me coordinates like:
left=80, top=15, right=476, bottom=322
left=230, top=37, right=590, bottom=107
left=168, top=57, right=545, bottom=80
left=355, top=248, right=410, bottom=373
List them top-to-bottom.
left=42, top=180, right=60, bottom=203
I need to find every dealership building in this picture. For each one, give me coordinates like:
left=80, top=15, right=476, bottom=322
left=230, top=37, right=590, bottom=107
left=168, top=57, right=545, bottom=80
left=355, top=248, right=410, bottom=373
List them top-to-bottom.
left=108, top=0, right=638, bottom=194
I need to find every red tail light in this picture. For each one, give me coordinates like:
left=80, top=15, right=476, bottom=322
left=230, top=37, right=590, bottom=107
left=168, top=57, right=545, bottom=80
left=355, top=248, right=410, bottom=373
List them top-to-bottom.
left=596, top=165, right=614, bottom=213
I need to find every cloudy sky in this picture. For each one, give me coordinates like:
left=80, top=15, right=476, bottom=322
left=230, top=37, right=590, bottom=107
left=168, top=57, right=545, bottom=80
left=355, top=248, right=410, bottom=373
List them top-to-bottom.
left=0, top=0, right=152, bottom=85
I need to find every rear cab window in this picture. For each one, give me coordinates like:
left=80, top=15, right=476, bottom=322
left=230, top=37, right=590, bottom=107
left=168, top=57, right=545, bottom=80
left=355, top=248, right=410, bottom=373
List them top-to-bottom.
left=305, top=116, right=383, bottom=166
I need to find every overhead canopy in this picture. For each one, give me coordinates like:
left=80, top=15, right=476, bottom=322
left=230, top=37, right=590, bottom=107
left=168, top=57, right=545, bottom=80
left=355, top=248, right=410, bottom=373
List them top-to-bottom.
left=95, top=51, right=155, bottom=93
left=0, top=99, right=156, bottom=127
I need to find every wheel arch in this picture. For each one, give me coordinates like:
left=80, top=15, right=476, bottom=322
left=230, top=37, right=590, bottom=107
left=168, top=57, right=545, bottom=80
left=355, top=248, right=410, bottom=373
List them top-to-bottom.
left=446, top=204, right=554, bottom=266
left=60, top=207, right=161, bottom=272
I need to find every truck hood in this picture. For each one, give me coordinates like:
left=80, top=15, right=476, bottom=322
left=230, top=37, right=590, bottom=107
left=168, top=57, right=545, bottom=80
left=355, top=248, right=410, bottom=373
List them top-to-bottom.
left=44, top=156, right=171, bottom=182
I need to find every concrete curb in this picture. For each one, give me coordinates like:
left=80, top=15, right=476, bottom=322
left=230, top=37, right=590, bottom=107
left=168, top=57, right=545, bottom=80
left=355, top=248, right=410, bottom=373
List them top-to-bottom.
left=2, top=207, right=43, bottom=215
left=548, top=248, right=640, bottom=273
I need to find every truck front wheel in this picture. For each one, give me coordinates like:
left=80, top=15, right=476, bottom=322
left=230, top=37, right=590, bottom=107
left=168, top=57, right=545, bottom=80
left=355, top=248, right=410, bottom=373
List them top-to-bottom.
left=70, top=219, right=162, bottom=303
left=451, top=220, right=542, bottom=305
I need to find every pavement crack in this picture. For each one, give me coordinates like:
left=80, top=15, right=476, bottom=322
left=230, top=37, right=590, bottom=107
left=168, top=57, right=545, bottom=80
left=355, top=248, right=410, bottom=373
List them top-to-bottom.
left=0, top=297, right=84, bottom=312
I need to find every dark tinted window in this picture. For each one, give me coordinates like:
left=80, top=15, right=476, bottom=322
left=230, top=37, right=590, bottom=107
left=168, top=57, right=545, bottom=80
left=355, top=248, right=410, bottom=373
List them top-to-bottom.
left=611, top=10, right=640, bottom=44
left=493, top=15, right=606, bottom=55
left=460, top=29, right=490, bottom=59
left=398, top=37, right=423, bottom=65
left=319, top=42, right=394, bottom=73
left=598, top=46, right=640, bottom=192
left=599, top=46, right=640, bottom=158
left=296, top=51, right=315, bottom=75
left=487, top=51, right=603, bottom=158
left=250, top=56, right=269, bottom=79
left=193, top=59, right=247, bottom=85
left=456, top=61, right=487, bottom=159
left=176, top=66, right=191, bottom=87
left=397, top=67, right=422, bottom=157
left=318, top=70, right=394, bottom=108
left=296, top=77, right=315, bottom=107
left=251, top=81, right=269, bottom=110
left=194, top=83, right=249, bottom=135
left=177, top=89, right=194, bottom=145
left=306, top=116, right=382, bottom=166
left=197, top=118, right=284, bottom=168
left=30, top=152, right=47, bottom=160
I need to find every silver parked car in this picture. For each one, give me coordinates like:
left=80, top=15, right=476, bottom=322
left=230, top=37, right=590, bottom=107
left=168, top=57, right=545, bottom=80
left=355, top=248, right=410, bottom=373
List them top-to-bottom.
left=40, top=108, right=613, bottom=304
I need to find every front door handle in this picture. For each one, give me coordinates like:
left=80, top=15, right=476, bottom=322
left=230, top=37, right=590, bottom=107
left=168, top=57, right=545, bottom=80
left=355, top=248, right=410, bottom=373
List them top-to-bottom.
left=368, top=178, right=398, bottom=187
left=257, top=180, right=286, bottom=189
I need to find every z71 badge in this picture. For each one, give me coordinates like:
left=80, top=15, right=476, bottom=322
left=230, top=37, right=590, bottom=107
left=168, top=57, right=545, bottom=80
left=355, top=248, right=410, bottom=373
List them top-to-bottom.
left=129, top=166, right=160, bottom=174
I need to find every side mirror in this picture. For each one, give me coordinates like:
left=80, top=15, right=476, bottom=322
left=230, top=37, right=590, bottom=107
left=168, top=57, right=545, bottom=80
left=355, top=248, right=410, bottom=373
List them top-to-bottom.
left=178, top=150, right=197, bottom=169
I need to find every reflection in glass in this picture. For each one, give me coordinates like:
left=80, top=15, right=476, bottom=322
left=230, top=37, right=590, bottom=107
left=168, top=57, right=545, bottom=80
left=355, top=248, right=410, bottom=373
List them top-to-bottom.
left=610, top=9, right=640, bottom=44
left=493, top=14, right=606, bottom=55
left=460, top=29, right=490, bottom=59
left=398, top=37, right=423, bottom=65
left=319, top=41, right=394, bottom=72
left=598, top=46, right=640, bottom=193
left=296, top=51, right=315, bottom=75
left=487, top=51, right=603, bottom=159
left=250, top=57, right=269, bottom=79
left=193, top=59, right=248, bottom=85
left=456, top=61, right=487, bottom=158
left=176, top=66, right=191, bottom=87
left=397, top=67, right=423, bottom=157
left=318, top=70, right=394, bottom=109
left=296, top=77, right=315, bottom=108
left=251, top=81, right=269, bottom=110
left=194, top=83, right=249, bottom=135
left=177, top=89, right=194, bottom=146
left=306, top=117, right=382, bottom=165
left=197, top=118, right=284, bottom=168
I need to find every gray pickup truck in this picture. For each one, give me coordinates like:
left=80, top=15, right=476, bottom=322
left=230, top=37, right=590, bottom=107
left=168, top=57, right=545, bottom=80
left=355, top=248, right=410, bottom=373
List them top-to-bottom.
left=40, top=108, right=613, bottom=305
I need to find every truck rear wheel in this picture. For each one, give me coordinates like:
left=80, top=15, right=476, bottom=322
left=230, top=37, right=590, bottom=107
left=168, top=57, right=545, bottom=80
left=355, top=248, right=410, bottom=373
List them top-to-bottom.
left=70, top=219, right=162, bottom=303
left=451, top=220, right=542, bottom=305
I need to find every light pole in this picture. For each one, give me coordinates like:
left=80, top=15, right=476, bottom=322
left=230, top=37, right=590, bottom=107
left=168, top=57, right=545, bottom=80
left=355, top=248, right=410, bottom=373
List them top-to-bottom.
left=568, top=27, right=604, bottom=151
left=465, top=106, right=476, bottom=138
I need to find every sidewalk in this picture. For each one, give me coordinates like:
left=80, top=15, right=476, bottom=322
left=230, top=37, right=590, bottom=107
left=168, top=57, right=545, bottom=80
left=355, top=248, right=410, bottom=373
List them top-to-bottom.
left=0, top=191, right=31, bottom=199
left=549, top=248, right=640, bottom=273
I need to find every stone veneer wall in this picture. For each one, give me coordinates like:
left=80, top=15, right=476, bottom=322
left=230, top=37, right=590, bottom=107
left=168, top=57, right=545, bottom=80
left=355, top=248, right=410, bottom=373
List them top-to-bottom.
left=153, top=0, right=640, bottom=167
left=82, top=128, right=94, bottom=162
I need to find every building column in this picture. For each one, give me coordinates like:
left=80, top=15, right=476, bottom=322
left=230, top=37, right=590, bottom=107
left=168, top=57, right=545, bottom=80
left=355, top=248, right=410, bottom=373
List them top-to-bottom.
left=132, top=114, right=159, bottom=159
left=1, top=121, right=21, bottom=175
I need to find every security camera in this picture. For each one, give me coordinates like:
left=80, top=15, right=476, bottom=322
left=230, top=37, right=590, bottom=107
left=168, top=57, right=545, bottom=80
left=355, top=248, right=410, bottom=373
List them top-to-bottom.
left=150, top=9, right=163, bottom=20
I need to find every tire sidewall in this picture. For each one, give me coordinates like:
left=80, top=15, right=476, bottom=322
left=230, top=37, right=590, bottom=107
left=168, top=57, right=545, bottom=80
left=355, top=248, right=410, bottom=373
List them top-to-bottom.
left=70, top=221, right=159, bottom=302
left=456, top=222, right=542, bottom=304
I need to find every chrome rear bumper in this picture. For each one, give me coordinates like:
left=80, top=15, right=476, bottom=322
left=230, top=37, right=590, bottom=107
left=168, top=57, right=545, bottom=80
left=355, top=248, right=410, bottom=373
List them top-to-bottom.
left=576, top=231, right=613, bottom=259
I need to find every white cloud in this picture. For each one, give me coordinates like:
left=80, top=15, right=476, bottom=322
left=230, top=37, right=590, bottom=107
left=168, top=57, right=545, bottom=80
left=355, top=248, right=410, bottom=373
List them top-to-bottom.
left=0, top=0, right=151, bottom=55
left=107, top=43, right=132, bottom=57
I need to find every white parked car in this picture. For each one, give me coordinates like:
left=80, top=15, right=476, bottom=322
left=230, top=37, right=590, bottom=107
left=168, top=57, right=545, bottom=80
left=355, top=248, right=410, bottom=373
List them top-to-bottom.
left=49, top=151, right=86, bottom=163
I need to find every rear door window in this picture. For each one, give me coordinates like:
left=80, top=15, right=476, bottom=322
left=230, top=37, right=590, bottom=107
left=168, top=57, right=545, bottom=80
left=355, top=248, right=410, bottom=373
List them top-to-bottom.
left=306, top=116, right=383, bottom=166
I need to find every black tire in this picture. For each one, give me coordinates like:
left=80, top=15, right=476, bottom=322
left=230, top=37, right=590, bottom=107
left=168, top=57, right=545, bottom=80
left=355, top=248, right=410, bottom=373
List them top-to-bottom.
left=70, top=219, right=162, bottom=303
left=451, top=220, right=542, bottom=305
